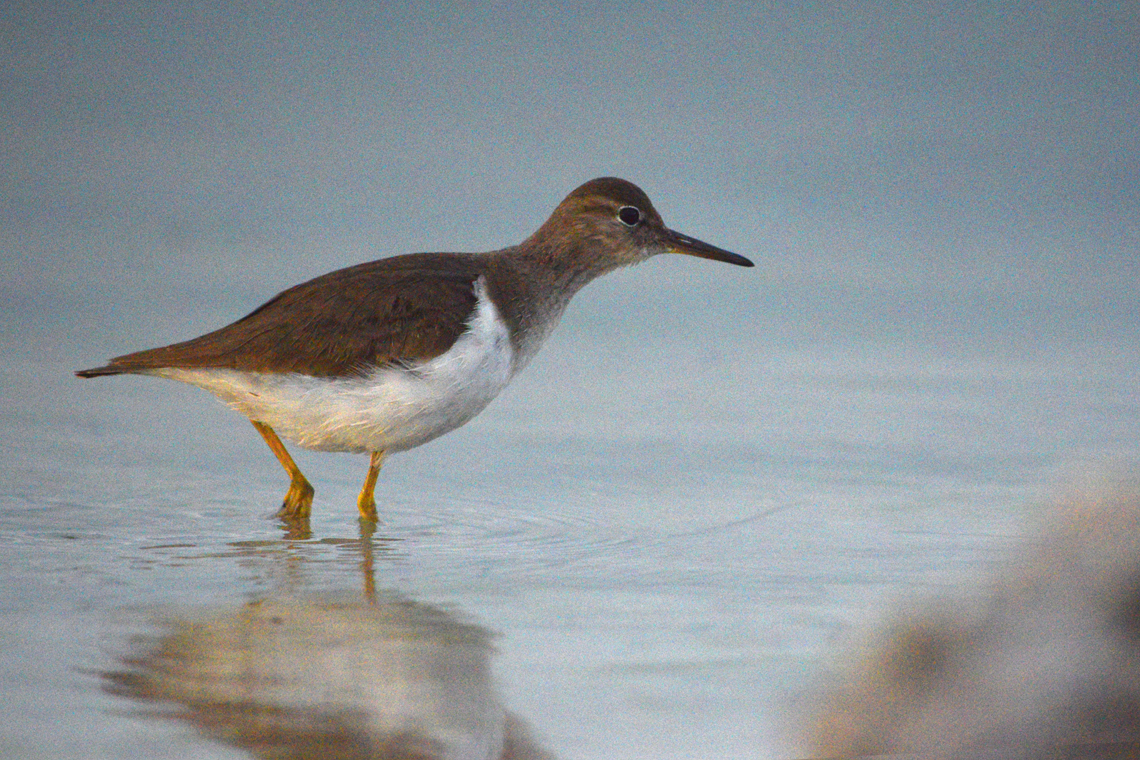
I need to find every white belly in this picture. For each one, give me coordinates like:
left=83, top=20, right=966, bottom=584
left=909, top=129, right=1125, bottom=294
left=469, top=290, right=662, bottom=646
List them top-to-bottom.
left=151, top=278, right=516, bottom=454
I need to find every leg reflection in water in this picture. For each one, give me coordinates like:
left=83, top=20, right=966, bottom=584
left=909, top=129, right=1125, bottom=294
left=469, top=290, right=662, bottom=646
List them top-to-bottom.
left=101, top=521, right=555, bottom=760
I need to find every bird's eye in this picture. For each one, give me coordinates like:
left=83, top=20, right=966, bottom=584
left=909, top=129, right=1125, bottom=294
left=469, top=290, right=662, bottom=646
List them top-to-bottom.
left=617, top=206, right=642, bottom=227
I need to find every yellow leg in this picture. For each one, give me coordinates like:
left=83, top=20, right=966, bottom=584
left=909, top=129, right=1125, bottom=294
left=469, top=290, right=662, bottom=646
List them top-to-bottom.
left=251, top=420, right=314, bottom=519
left=357, top=450, right=386, bottom=521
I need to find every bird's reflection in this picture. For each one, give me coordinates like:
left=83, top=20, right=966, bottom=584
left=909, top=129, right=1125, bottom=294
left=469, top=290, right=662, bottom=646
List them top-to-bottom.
left=279, top=511, right=314, bottom=541
left=102, top=521, right=554, bottom=760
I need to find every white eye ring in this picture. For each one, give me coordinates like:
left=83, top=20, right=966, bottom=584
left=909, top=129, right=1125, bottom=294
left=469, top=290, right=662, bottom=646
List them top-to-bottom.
left=617, top=206, right=641, bottom=227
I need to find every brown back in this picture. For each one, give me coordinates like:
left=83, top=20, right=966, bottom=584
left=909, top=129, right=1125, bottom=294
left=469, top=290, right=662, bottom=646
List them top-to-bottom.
left=80, top=253, right=486, bottom=378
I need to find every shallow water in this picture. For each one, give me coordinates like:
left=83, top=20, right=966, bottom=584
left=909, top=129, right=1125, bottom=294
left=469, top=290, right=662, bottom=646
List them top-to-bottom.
left=3, top=286, right=1139, bottom=759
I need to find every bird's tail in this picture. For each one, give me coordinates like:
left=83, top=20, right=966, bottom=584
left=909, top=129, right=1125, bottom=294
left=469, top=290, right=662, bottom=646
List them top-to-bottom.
left=75, top=365, right=126, bottom=378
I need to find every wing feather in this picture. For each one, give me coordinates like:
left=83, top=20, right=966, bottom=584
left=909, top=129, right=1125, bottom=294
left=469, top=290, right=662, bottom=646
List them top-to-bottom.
left=79, top=253, right=485, bottom=378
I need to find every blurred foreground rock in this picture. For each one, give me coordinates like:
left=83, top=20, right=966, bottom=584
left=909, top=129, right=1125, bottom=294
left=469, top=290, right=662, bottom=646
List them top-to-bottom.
left=808, top=481, right=1140, bottom=759
left=103, top=593, right=554, bottom=760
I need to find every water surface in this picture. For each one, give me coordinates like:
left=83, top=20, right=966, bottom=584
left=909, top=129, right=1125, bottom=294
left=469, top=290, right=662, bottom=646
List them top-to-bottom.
left=3, top=288, right=1138, bottom=758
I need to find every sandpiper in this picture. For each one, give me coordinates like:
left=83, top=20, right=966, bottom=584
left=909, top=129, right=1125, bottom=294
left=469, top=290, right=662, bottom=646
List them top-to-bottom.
left=77, top=177, right=753, bottom=521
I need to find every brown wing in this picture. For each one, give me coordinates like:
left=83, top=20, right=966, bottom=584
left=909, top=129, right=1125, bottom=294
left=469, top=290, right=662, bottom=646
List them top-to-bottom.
left=77, top=253, right=486, bottom=378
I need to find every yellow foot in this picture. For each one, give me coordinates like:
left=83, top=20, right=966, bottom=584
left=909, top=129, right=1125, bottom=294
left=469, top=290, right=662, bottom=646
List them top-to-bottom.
left=356, top=450, right=385, bottom=522
left=279, top=478, right=315, bottom=520
left=357, top=492, right=378, bottom=522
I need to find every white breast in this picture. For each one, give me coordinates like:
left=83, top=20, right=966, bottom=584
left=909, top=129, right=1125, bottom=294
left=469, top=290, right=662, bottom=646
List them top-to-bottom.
left=152, top=277, right=517, bottom=454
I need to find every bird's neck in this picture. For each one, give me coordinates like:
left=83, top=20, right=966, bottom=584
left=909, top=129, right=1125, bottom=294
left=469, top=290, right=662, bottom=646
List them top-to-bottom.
left=512, top=220, right=633, bottom=296
left=483, top=235, right=631, bottom=374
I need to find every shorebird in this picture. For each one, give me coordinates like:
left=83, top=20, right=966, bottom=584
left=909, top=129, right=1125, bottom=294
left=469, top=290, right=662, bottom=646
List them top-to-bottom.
left=77, top=177, right=753, bottom=521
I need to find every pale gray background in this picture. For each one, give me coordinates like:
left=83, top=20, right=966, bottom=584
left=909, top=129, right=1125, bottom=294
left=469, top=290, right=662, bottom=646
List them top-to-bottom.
left=5, top=1, right=1136, bottom=347
left=2, top=2, right=1138, bottom=759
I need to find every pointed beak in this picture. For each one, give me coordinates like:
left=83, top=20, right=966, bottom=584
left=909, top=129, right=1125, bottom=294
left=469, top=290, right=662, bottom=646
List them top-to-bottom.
left=664, top=229, right=754, bottom=267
